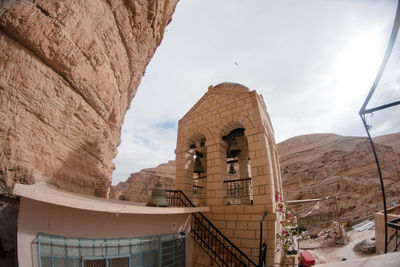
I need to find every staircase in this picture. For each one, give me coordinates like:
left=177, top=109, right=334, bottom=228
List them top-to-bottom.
left=165, top=190, right=262, bottom=267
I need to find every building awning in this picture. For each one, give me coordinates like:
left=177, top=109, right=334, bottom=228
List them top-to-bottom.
left=14, top=183, right=209, bottom=215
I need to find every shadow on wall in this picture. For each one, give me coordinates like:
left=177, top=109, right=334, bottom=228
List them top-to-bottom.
left=0, top=136, right=110, bottom=198
left=51, top=140, right=111, bottom=197
left=0, top=141, right=111, bottom=267
left=0, top=195, right=19, bottom=267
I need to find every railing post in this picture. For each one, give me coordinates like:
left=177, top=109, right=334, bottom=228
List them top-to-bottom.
left=37, top=234, right=42, bottom=267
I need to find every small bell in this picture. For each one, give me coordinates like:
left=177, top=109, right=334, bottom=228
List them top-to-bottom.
left=193, top=156, right=204, bottom=174
left=229, top=163, right=236, bottom=175
left=146, top=181, right=168, bottom=207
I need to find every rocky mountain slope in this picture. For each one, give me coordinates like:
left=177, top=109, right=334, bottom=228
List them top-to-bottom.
left=0, top=0, right=179, bottom=196
left=374, top=132, right=400, bottom=155
left=113, top=133, right=400, bottom=231
left=278, top=133, right=400, bottom=230
left=110, top=161, right=176, bottom=202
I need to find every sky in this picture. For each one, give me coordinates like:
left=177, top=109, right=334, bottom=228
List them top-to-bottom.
left=112, top=0, right=400, bottom=185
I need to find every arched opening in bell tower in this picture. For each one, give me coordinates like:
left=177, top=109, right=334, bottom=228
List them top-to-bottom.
left=222, top=128, right=253, bottom=205
left=186, top=133, right=207, bottom=206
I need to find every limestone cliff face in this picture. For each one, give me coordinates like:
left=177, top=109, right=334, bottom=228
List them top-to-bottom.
left=0, top=0, right=178, bottom=196
left=278, top=133, right=400, bottom=230
left=110, top=161, right=176, bottom=202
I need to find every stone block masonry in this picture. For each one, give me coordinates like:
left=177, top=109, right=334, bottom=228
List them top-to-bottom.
left=175, top=83, right=283, bottom=266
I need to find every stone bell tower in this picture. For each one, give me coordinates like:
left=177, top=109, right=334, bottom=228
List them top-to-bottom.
left=175, top=83, right=283, bottom=265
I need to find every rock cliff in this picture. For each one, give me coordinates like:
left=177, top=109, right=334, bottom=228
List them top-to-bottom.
left=0, top=0, right=179, bottom=196
left=113, top=133, right=400, bottom=232
left=278, top=133, right=400, bottom=230
left=110, top=161, right=176, bottom=202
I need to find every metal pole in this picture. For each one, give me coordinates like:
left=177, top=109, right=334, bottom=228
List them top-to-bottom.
left=358, top=0, right=400, bottom=253
left=359, top=0, right=400, bottom=114
left=360, top=115, right=388, bottom=253
left=296, top=205, right=300, bottom=236
left=37, top=234, right=42, bottom=267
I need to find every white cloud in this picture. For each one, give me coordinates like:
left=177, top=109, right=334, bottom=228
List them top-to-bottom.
left=112, top=0, right=398, bottom=184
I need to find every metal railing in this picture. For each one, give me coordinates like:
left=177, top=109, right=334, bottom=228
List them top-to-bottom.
left=358, top=0, right=400, bottom=254
left=223, top=177, right=253, bottom=205
left=193, top=185, right=205, bottom=206
left=165, top=190, right=258, bottom=267
left=165, top=190, right=195, bottom=207
left=191, top=211, right=257, bottom=267
left=387, top=218, right=400, bottom=252
left=35, top=232, right=186, bottom=267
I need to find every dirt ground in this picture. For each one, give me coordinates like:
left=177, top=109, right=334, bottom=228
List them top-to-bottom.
left=300, top=229, right=377, bottom=264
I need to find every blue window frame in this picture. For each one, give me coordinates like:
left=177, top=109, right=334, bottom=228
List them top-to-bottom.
left=35, top=232, right=185, bottom=267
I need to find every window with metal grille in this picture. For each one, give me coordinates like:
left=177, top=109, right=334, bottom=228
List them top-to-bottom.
left=35, top=232, right=185, bottom=267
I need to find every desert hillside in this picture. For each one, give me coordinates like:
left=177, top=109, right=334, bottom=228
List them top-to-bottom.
left=112, top=132, right=400, bottom=230
left=374, top=132, right=400, bottom=154
left=278, top=133, right=400, bottom=230
left=111, top=161, right=176, bottom=202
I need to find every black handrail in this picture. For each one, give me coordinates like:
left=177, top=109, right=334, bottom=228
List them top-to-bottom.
left=165, top=190, right=258, bottom=267
left=165, top=190, right=195, bottom=207
left=194, top=212, right=256, bottom=266
left=259, top=212, right=268, bottom=266
left=192, top=214, right=249, bottom=266
left=387, top=218, right=400, bottom=252
left=388, top=218, right=400, bottom=230
left=259, top=243, right=266, bottom=267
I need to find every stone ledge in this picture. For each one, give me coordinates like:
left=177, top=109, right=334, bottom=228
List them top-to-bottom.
left=14, top=183, right=209, bottom=215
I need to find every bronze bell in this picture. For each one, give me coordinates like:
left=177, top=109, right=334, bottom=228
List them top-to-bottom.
left=227, top=138, right=241, bottom=158
left=193, top=156, right=204, bottom=174
left=229, top=163, right=236, bottom=175
left=146, top=181, right=168, bottom=207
